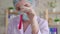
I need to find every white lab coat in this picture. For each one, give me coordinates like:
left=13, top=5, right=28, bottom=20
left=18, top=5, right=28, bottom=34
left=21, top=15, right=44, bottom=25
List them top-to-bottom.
left=7, top=15, right=49, bottom=34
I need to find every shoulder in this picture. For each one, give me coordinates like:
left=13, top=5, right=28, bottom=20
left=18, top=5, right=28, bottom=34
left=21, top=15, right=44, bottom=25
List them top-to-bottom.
left=36, top=16, right=48, bottom=24
left=36, top=16, right=49, bottom=29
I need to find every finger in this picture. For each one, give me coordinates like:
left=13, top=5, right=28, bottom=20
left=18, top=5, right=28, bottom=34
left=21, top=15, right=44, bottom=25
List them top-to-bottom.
left=24, top=3, right=31, bottom=7
left=22, top=9, right=31, bottom=14
left=27, top=12, right=34, bottom=17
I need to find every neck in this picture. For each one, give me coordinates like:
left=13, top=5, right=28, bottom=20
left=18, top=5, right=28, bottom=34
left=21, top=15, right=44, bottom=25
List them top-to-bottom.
left=23, top=21, right=30, bottom=32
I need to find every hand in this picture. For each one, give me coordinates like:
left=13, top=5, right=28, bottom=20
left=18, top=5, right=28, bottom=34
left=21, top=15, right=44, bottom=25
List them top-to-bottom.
left=19, top=2, right=35, bottom=21
left=21, top=2, right=39, bottom=34
left=26, top=10, right=35, bottom=20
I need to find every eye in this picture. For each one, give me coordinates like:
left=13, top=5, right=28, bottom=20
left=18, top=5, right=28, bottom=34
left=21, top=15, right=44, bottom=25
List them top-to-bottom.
left=24, top=4, right=30, bottom=7
left=24, top=4, right=28, bottom=6
left=16, top=7, right=21, bottom=11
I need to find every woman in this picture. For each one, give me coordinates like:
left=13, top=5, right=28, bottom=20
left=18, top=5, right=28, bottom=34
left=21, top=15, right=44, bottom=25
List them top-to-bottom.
left=7, top=0, right=49, bottom=34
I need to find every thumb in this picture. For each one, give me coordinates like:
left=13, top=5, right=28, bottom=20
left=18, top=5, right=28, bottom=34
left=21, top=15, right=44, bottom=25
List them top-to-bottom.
left=30, top=8, right=36, bottom=16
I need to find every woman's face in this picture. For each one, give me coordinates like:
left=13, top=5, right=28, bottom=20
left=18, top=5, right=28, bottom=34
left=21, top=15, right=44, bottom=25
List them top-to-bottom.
left=16, top=0, right=31, bottom=11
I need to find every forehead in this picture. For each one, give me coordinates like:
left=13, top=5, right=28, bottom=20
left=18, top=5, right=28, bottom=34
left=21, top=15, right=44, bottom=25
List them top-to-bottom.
left=14, top=0, right=35, bottom=7
left=17, top=0, right=31, bottom=6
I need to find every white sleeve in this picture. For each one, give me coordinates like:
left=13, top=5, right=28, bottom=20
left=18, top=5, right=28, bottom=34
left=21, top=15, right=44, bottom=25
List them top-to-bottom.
left=37, top=17, right=49, bottom=34
left=40, top=20, right=49, bottom=34
left=38, top=30, right=41, bottom=34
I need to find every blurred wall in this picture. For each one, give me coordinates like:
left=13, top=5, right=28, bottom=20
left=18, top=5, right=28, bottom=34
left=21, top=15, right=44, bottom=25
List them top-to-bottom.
left=0, top=0, right=13, bottom=34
